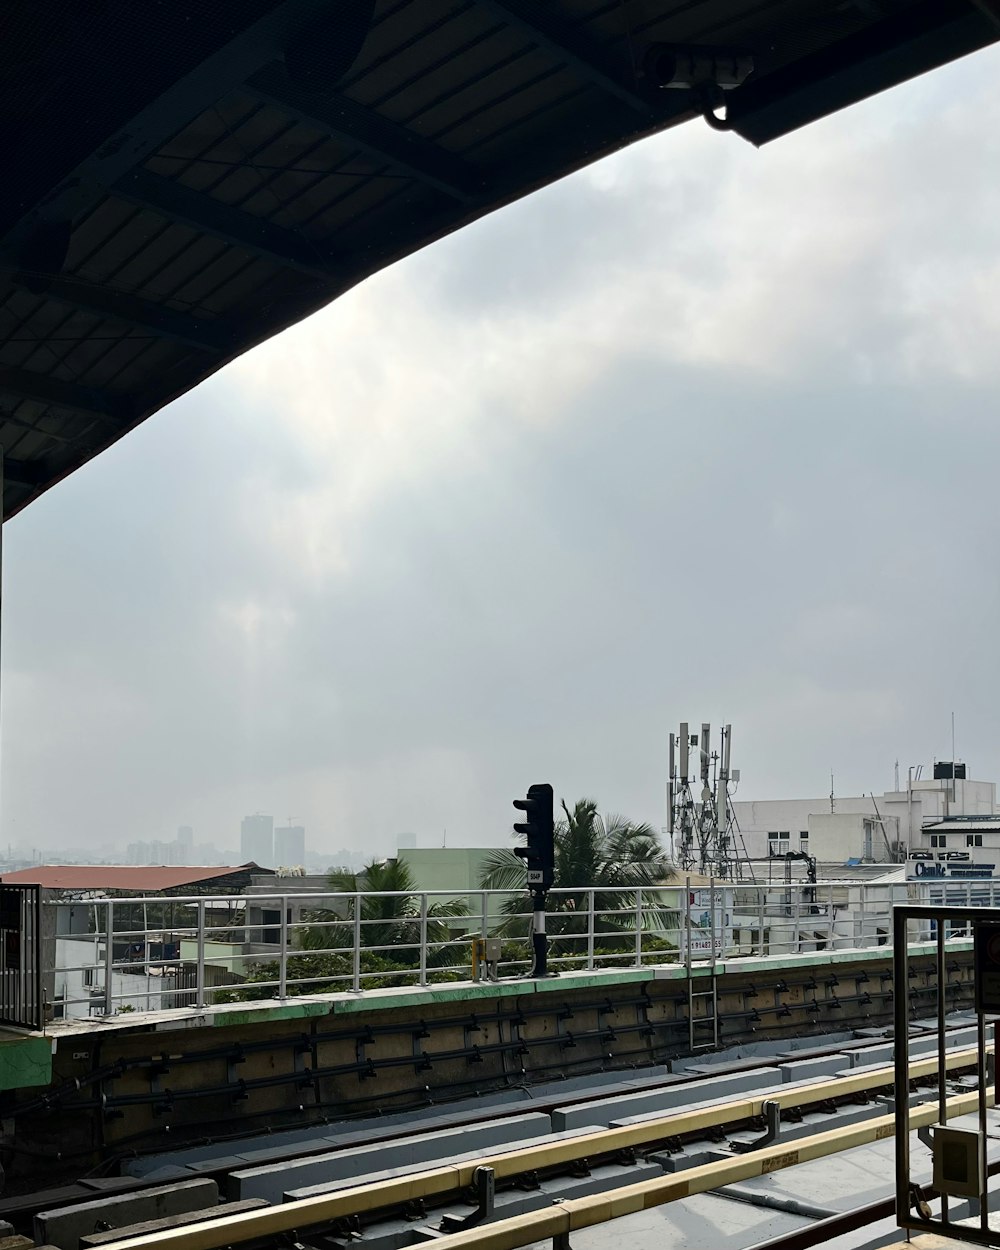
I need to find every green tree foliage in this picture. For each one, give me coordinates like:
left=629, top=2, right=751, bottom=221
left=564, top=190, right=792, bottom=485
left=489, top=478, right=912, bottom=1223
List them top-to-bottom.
left=478, top=798, right=677, bottom=964
left=307, top=857, right=470, bottom=955
left=216, top=859, right=473, bottom=1002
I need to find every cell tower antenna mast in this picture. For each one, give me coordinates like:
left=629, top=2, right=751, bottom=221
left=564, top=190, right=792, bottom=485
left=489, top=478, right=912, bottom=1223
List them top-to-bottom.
left=668, top=719, right=747, bottom=880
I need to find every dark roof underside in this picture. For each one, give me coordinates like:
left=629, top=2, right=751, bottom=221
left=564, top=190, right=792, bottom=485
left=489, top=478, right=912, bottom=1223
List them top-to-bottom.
left=1, top=0, right=996, bottom=519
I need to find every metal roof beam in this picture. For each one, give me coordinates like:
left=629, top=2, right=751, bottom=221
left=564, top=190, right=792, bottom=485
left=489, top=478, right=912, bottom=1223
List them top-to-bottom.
left=0, top=0, right=348, bottom=245
left=475, top=0, right=653, bottom=115
left=725, top=0, right=999, bottom=145
left=248, top=67, right=481, bottom=202
left=115, top=169, right=339, bottom=280
left=11, top=273, right=230, bottom=355
left=0, top=366, right=127, bottom=421
left=2, top=457, right=47, bottom=487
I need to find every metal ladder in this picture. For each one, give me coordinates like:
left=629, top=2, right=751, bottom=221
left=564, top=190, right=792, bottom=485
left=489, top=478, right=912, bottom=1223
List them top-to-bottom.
left=683, top=874, right=721, bottom=1052
left=688, top=967, right=719, bottom=1051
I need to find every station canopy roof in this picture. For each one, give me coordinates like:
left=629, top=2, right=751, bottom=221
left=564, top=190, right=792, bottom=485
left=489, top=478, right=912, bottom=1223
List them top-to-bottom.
left=2, top=1, right=996, bottom=519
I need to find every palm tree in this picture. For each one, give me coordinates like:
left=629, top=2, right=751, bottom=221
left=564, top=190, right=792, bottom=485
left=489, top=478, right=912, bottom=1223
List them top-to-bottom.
left=478, top=799, right=677, bottom=957
left=300, top=858, right=469, bottom=964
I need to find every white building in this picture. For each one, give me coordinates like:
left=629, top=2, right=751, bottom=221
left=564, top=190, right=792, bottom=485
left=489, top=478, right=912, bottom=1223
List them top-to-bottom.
left=731, top=762, right=995, bottom=866
left=905, top=814, right=1000, bottom=887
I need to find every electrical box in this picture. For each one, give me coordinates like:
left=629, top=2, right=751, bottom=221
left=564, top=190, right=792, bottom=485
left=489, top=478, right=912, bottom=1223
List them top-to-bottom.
left=471, top=937, right=502, bottom=981
left=932, top=1125, right=983, bottom=1199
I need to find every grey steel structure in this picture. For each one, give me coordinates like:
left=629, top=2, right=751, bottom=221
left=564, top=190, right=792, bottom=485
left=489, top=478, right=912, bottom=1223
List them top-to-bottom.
left=2, top=2, right=999, bottom=520
left=0, top=884, right=42, bottom=1030
left=894, top=902, right=998, bottom=1246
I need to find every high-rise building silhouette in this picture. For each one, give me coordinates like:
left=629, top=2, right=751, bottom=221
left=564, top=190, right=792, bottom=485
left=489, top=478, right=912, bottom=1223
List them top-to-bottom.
left=241, top=814, right=274, bottom=867
left=274, top=824, right=305, bottom=868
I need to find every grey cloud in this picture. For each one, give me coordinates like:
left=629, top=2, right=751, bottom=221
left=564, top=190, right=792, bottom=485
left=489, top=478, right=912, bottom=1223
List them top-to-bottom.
left=5, top=47, right=1000, bottom=854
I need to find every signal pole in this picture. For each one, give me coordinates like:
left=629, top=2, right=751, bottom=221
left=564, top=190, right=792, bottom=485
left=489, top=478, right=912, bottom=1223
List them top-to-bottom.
left=513, top=783, right=555, bottom=977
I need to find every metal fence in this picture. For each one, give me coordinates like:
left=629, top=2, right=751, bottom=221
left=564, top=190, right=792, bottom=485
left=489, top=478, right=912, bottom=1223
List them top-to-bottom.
left=44, top=877, right=1000, bottom=1019
left=0, top=884, right=42, bottom=1029
left=894, top=903, right=998, bottom=1248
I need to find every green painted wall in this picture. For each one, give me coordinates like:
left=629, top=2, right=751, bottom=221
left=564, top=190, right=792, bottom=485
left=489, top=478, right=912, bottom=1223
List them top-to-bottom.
left=396, top=847, right=501, bottom=926
left=0, top=1034, right=51, bottom=1091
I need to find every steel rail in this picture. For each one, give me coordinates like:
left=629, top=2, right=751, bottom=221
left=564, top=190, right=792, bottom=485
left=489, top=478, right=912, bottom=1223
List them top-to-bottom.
left=86, top=1051, right=987, bottom=1250
left=395, top=1088, right=993, bottom=1250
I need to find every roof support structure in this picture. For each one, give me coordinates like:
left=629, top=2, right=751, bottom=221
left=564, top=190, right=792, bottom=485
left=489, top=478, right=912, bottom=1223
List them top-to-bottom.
left=0, top=0, right=339, bottom=246
left=475, top=0, right=654, bottom=115
left=725, top=0, right=999, bottom=145
left=970, top=0, right=1000, bottom=34
left=248, top=67, right=482, bottom=202
left=115, top=169, right=340, bottom=281
left=11, top=273, right=231, bottom=355
left=0, top=366, right=127, bottom=422
left=0, top=406, right=102, bottom=449
left=2, top=457, right=47, bottom=487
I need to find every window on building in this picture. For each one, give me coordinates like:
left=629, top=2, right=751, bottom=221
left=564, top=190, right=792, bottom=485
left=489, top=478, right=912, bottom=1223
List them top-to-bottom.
left=799, top=830, right=809, bottom=846
left=930, top=834, right=948, bottom=848
left=967, top=834, right=984, bottom=847
left=260, top=908, right=293, bottom=944
left=261, top=909, right=281, bottom=944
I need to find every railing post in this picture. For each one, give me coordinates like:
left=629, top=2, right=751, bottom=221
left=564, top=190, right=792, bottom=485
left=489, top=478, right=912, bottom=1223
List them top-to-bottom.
left=684, top=877, right=691, bottom=974
left=709, top=877, right=717, bottom=963
left=859, top=886, right=867, bottom=949
left=758, top=887, right=765, bottom=956
left=38, top=889, right=56, bottom=1028
left=634, top=889, right=643, bottom=967
left=587, top=890, right=595, bottom=970
left=480, top=891, right=489, bottom=940
left=352, top=894, right=362, bottom=992
left=419, top=894, right=428, bottom=987
left=278, top=897, right=288, bottom=1001
left=103, top=900, right=114, bottom=1015
left=196, top=900, right=206, bottom=1008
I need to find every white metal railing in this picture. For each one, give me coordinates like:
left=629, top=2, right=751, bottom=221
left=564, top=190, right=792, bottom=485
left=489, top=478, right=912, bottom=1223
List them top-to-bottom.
left=44, top=876, right=1000, bottom=1019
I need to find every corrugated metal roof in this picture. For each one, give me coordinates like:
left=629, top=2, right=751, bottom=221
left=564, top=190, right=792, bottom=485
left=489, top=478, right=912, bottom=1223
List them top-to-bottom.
left=2, top=1, right=996, bottom=518
left=923, top=819, right=1000, bottom=832
left=0, top=863, right=268, bottom=891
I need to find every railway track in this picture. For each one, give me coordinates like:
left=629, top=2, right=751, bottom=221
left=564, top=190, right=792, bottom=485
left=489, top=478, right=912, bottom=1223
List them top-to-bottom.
left=3, top=1023, right=990, bottom=1250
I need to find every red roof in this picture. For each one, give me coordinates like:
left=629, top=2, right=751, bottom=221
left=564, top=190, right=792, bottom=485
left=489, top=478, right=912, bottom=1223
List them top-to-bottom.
left=0, top=864, right=268, bottom=892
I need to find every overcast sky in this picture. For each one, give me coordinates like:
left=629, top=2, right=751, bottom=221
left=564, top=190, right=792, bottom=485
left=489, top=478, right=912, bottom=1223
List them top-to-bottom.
left=4, top=46, right=1000, bottom=859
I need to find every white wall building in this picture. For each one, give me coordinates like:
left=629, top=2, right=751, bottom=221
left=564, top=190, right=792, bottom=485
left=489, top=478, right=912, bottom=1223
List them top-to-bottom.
left=731, top=762, right=995, bottom=865
left=906, top=815, right=1000, bottom=885
left=54, top=936, right=176, bottom=1019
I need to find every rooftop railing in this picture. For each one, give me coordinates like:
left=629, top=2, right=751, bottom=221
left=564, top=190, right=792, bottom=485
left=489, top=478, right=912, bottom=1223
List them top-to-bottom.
left=44, top=876, right=999, bottom=1019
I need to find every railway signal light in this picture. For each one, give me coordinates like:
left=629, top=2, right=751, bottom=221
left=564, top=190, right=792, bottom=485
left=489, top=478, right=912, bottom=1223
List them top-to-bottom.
left=512, top=783, right=556, bottom=978
left=513, top=783, right=555, bottom=892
